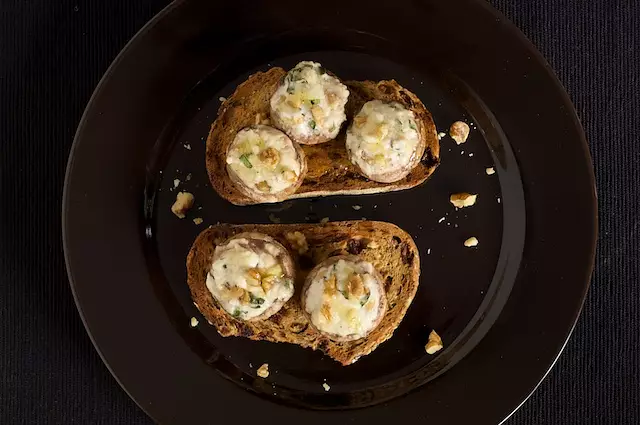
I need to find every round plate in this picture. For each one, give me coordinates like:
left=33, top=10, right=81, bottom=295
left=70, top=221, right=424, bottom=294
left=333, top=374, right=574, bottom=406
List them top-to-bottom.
left=63, top=0, right=596, bottom=423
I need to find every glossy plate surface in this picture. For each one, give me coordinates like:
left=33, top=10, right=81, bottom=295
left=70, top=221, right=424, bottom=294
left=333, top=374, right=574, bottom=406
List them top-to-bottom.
left=63, top=0, right=596, bottom=423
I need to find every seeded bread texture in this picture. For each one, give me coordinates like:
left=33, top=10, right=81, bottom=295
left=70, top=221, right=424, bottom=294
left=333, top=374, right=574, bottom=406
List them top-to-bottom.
left=205, top=68, right=440, bottom=205
left=186, top=221, right=421, bottom=366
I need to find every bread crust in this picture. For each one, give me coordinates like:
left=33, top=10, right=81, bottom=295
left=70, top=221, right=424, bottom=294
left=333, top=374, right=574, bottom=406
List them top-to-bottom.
left=206, top=69, right=440, bottom=205
left=187, top=221, right=420, bottom=365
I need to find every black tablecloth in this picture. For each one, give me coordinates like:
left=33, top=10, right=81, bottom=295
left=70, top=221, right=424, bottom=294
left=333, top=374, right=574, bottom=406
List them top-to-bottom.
left=1, top=0, right=638, bottom=423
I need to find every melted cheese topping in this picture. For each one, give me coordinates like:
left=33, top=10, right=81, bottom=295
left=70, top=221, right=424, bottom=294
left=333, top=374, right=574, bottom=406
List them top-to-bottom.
left=270, top=61, right=349, bottom=141
left=346, top=100, right=420, bottom=179
left=226, top=125, right=302, bottom=194
left=206, top=237, right=294, bottom=320
left=304, top=258, right=382, bottom=338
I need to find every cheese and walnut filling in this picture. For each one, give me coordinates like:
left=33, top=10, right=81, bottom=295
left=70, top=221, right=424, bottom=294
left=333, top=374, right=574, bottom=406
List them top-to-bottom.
left=270, top=61, right=349, bottom=143
left=346, top=100, right=421, bottom=182
left=226, top=125, right=302, bottom=195
left=206, top=235, right=294, bottom=320
left=304, top=258, right=383, bottom=339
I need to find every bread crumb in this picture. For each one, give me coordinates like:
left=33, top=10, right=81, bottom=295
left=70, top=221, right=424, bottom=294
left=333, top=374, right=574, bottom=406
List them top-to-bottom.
left=219, top=96, right=227, bottom=102
left=450, top=121, right=470, bottom=144
left=437, top=132, right=446, bottom=140
left=183, top=143, right=191, bottom=150
left=486, top=167, right=495, bottom=175
left=186, top=173, right=192, bottom=181
left=173, top=178, right=180, bottom=188
left=171, top=192, right=194, bottom=218
left=450, top=193, right=478, bottom=208
left=497, top=197, right=501, bottom=203
left=352, top=205, right=362, bottom=210
left=193, top=217, right=203, bottom=225
left=320, top=217, right=330, bottom=224
left=438, top=217, right=445, bottom=223
left=285, top=231, right=308, bottom=254
left=464, top=237, right=479, bottom=247
left=427, top=248, right=431, bottom=255
left=190, top=317, right=199, bottom=327
left=425, top=330, right=443, bottom=354
left=257, top=363, right=269, bottom=378
left=323, top=382, right=331, bottom=391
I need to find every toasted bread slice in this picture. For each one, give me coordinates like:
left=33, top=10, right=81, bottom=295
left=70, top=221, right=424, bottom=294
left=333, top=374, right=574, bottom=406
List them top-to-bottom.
left=206, top=68, right=440, bottom=205
left=187, top=221, right=421, bottom=365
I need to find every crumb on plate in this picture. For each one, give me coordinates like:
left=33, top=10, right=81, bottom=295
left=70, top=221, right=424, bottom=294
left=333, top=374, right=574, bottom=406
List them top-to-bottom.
left=449, top=121, right=470, bottom=144
left=486, top=167, right=495, bottom=175
left=171, top=192, right=194, bottom=218
left=450, top=193, right=478, bottom=208
left=193, top=217, right=203, bottom=225
left=464, top=236, right=479, bottom=247
left=190, top=317, right=199, bottom=327
left=425, top=330, right=444, bottom=354
left=257, top=363, right=269, bottom=378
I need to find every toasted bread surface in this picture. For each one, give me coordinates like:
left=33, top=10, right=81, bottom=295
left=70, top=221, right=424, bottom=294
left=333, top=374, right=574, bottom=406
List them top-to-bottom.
left=206, top=69, right=440, bottom=205
left=187, top=221, right=421, bottom=365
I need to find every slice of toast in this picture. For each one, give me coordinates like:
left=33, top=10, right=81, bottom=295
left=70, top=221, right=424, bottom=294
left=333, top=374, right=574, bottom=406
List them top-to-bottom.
left=206, top=68, right=440, bottom=205
left=187, top=221, right=421, bottom=365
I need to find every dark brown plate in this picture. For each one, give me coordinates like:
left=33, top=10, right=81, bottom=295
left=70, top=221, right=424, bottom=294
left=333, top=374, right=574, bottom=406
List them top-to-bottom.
left=62, top=0, right=596, bottom=423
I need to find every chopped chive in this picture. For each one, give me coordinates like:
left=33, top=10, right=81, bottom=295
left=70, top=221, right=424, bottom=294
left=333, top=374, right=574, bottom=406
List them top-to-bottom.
left=309, top=120, right=316, bottom=130
left=409, top=121, right=417, bottom=131
left=239, top=154, right=252, bottom=168
left=249, top=292, right=265, bottom=306
left=360, top=293, right=370, bottom=306
left=232, top=308, right=242, bottom=318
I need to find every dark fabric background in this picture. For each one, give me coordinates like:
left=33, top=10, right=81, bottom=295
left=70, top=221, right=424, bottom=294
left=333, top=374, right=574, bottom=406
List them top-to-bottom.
left=1, top=0, right=638, bottom=423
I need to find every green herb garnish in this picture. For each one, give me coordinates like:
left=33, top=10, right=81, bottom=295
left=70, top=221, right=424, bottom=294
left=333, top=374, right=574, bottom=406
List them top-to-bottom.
left=317, top=65, right=326, bottom=75
left=396, top=118, right=402, bottom=125
left=309, top=120, right=316, bottom=130
left=409, top=121, right=417, bottom=131
left=239, top=154, right=252, bottom=168
left=283, top=278, right=293, bottom=290
left=341, top=290, right=349, bottom=299
left=249, top=292, right=265, bottom=307
left=360, top=293, right=370, bottom=307
left=232, top=308, right=242, bottom=318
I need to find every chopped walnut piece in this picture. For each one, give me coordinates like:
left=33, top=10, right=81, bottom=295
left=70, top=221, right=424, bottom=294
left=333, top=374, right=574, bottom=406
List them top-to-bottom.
left=449, top=121, right=470, bottom=144
left=259, top=147, right=280, bottom=168
left=256, top=181, right=271, bottom=192
left=171, top=192, right=195, bottom=218
left=450, top=193, right=478, bottom=208
left=285, top=231, right=308, bottom=254
left=464, top=237, right=479, bottom=247
left=347, top=273, right=365, bottom=298
left=324, top=274, right=338, bottom=297
left=321, top=303, right=332, bottom=321
left=425, top=330, right=444, bottom=354
left=257, top=363, right=269, bottom=378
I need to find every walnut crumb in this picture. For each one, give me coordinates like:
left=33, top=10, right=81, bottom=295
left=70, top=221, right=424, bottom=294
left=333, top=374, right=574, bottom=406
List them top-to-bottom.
left=449, top=121, right=470, bottom=144
left=486, top=167, right=495, bottom=175
left=171, top=192, right=194, bottom=218
left=450, top=193, right=478, bottom=208
left=193, top=217, right=203, bottom=225
left=285, top=231, right=308, bottom=254
left=464, top=237, right=479, bottom=247
left=190, top=317, right=199, bottom=327
left=425, top=330, right=443, bottom=354
left=257, top=363, right=269, bottom=378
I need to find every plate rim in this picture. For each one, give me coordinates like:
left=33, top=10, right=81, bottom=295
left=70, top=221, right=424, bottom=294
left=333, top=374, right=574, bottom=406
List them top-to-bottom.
left=62, top=0, right=598, bottom=423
